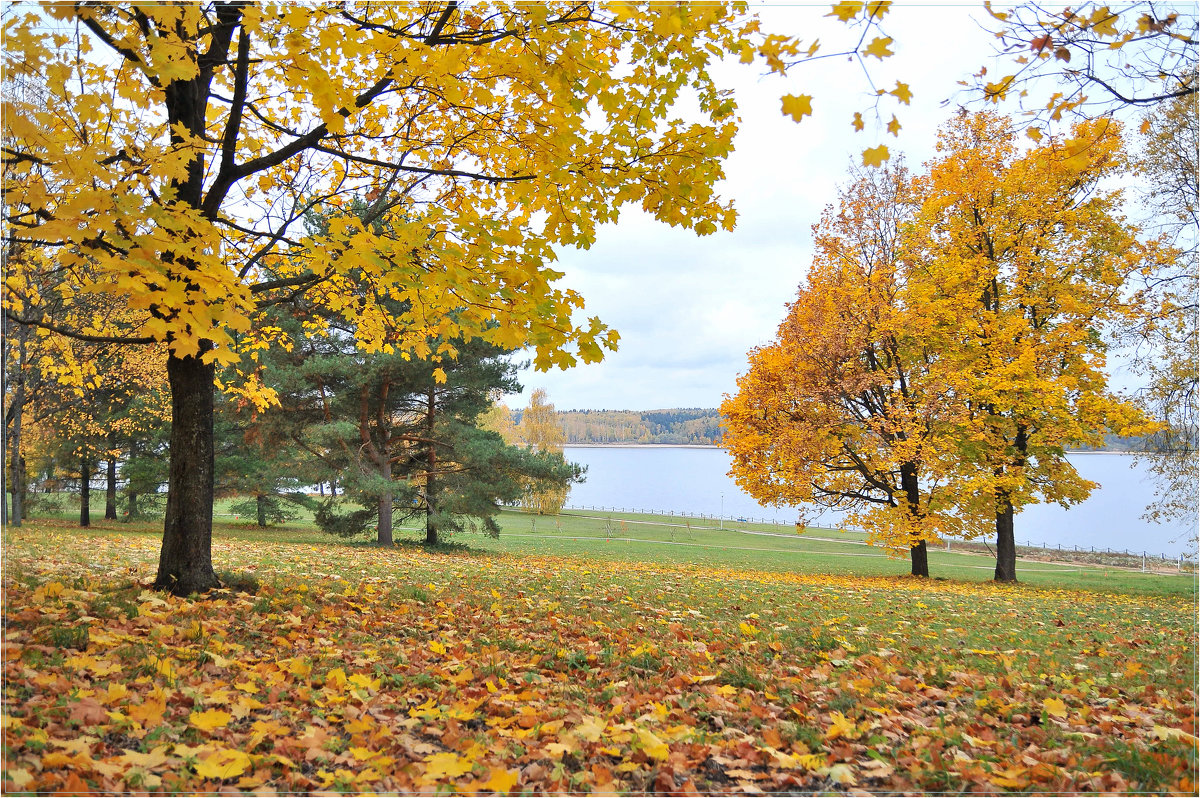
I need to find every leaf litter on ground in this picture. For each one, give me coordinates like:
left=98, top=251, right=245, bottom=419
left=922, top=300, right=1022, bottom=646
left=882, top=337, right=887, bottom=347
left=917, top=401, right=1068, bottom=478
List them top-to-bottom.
left=2, top=521, right=1197, bottom=794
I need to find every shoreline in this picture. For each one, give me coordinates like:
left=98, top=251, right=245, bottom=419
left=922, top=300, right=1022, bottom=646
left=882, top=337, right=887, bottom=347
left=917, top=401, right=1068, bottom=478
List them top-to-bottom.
left=564, top=443, right=724, bottom=449
left=563, top=444, right=1142, bottom=454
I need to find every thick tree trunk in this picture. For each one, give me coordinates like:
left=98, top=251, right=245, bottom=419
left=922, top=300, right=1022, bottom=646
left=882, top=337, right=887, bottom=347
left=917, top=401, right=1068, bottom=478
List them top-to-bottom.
left=154, top=351, right=220, bottom=595
left=80, top=457, right=91, bottom=527
left=105, top=457, right=118, bottom=520
left=901, top=462, right=929, bottom=577
left=377, top=488, right=393, bottom=545
left=994, top=488, right=1018, bottom=582
left=256, top=494, right=267, bottom=528
left=910, top=539, right=929, bottom=578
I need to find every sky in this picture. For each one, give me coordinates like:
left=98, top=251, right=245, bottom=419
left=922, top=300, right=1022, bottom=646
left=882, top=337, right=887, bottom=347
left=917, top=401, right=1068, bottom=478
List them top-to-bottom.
left=511, top=3, right=1022, bottom=411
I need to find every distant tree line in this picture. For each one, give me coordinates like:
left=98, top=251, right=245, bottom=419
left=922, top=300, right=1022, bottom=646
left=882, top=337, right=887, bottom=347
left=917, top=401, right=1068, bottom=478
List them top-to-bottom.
left=545, top=408, right=724, bottom=445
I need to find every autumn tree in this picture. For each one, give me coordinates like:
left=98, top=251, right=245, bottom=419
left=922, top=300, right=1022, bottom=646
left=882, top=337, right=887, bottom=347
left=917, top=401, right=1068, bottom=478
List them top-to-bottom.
left=977, top=2, right=1196, bottom=132
left=2, top=3, right=818, bottom=594
left=1130, top=92, right=1198, bottom=532
left=909, top=112, right=1164, bottom=582
left=722, top=164, right=979, bottom=577
left=518, top=389, right=572, bottom=516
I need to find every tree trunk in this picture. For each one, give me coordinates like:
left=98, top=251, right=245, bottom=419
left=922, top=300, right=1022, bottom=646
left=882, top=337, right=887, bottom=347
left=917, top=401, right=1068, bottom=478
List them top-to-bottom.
left=7, top=323, right=26, bottom=527
left=154, top=351, right=220, bottom=595
left=425, top=385, right=438, bottom=546
left=126, top=439, right=140, bottom=520
left=105, top=456, right=118, bottom=520
left=80, top=457, right=91, bottom=527
left=425, top=461, right=438, bottom=546
left=901, top=462, right=929, bottom=577
left=994, top=487, right=1018, bottom=582
left=377, top=488, right=393, bottom=545
left=256, top=494, right=267, bottom=527
left=910, top=539, right=929, bottom=578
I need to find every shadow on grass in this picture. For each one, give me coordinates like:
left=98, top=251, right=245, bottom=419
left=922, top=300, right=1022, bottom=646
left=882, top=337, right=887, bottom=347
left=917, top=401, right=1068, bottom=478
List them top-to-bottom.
left=342, top=535, right=510, bottom=560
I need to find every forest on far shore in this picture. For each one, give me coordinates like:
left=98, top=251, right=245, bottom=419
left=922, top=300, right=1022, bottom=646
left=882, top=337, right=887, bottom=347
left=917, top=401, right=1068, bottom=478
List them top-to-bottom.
left=510, top=408, right=725, bottom=445
left=520, top=408, right=1153, bottom=450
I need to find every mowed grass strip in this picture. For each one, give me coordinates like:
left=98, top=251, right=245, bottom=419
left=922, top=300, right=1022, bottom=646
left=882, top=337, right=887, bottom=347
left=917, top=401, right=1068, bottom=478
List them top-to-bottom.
left=2, top=519, right=1196, bottom=794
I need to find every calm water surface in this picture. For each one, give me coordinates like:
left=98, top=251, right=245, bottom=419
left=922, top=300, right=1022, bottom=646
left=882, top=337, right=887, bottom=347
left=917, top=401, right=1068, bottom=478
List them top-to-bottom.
left=562, top=447, right=1197, bottom=557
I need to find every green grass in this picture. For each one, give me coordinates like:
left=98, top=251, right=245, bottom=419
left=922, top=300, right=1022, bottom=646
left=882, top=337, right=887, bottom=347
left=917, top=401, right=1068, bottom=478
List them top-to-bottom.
left=10, top=498, right=1194, bottom=598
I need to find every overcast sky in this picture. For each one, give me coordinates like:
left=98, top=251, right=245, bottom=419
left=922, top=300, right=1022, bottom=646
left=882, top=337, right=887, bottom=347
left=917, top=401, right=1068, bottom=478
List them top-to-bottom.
left=512, top=4, right=1010, bottom=411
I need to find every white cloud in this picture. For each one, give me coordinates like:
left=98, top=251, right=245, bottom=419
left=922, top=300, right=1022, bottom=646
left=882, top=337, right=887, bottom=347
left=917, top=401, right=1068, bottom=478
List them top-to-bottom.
left=515, top=4, right=1001, bottom=411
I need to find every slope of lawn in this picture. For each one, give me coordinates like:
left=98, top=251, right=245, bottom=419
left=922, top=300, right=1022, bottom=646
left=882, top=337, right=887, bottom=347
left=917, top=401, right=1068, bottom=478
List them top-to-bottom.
left=2, top=518, right=1196, bottom=794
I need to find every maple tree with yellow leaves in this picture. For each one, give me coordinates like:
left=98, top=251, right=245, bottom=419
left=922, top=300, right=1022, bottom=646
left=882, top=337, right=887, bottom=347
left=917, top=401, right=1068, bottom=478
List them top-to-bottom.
left=4, top=2, right=885, bottom=594
left=726, top=112, right=1169, bottom=581
left=907, top=112, right=1169, bottom=581
left=722, top=163, right=984, bottom=577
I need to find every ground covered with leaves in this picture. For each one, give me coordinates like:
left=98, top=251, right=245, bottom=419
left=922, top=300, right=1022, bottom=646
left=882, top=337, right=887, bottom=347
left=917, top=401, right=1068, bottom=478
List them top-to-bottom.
left=3, top=522, right=1197, bottom=794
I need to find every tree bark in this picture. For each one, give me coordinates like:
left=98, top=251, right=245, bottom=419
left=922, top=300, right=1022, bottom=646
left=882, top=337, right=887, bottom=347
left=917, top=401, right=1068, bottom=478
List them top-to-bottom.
left=7, top=323, right=26, bottom=527
left=154, top=351, right=220, bottom=595
left=425, top=385, right=438, bottom=546
left=126, top=438, right=140, bottom=520
left=105, top=456, right=118, bottom=520
left=80, top=457, right=91, bottom=527
left=901, top=462, right=930, bottom=577
left=377, top=487, right=394, bottom=545
left=994, top=487, right=1018, bottom=582
left=256, top=494, right=267, bottom=527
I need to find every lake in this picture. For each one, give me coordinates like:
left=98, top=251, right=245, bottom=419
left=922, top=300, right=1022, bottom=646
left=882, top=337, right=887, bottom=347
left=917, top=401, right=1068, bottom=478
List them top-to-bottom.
left=561, top=446, right=1198, bottom=558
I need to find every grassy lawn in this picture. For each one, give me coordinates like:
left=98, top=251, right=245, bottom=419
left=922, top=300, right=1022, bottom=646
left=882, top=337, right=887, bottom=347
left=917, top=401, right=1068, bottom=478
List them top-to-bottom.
left=3, top=514, right=1196, bottom=794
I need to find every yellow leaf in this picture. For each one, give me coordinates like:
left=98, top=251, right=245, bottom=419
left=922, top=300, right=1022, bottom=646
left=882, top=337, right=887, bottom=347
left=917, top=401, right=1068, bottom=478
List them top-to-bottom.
left=827, top=0, right=864, bottom=23
left=1089, top=6, right=1120, bottom=37
left=863, top=36, right=894, bottom=59
left=890, top=81, right=913, bottom=105
left=781, top=94, right=813, bottom=123
left=851, top=112, right=865, bottom=132
left=886, top=115, right=901, bottom=137
left=1026, top=126, right=1044, bottom=142
left=861, top=145, right=890, bottom=167
left=432, top=367, right=447, bottom=384
left=738, top=621, right=759, bottom=637
left=430, top=640, right=447, bottom=656
left=284, top=658, right=312, bottom=678
left=325, top=667, right=347, bottom=689
left=348, top=673, right=381, bottom=692
left=1042, top=697, right=1068, bottom=719
left=190, top=708, right=232, bottom=732
left=825, top=710, right=861, bottom=740
left=573, top=715, right=606, bottom=742
left=1151, top=724, right=1199, bottom=743
left=637, top=728, right=670, bottom=760
left=119, top=746, right=171, bottom=768
left=194, top=748, right=252, bottom=780
left=423, top=751, right=474, bottom=780
left=797, top=753, right=825, bottom=770
left=820, top=763, right=858, bottom=785
left=479, top=767, right=519, bottom=794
